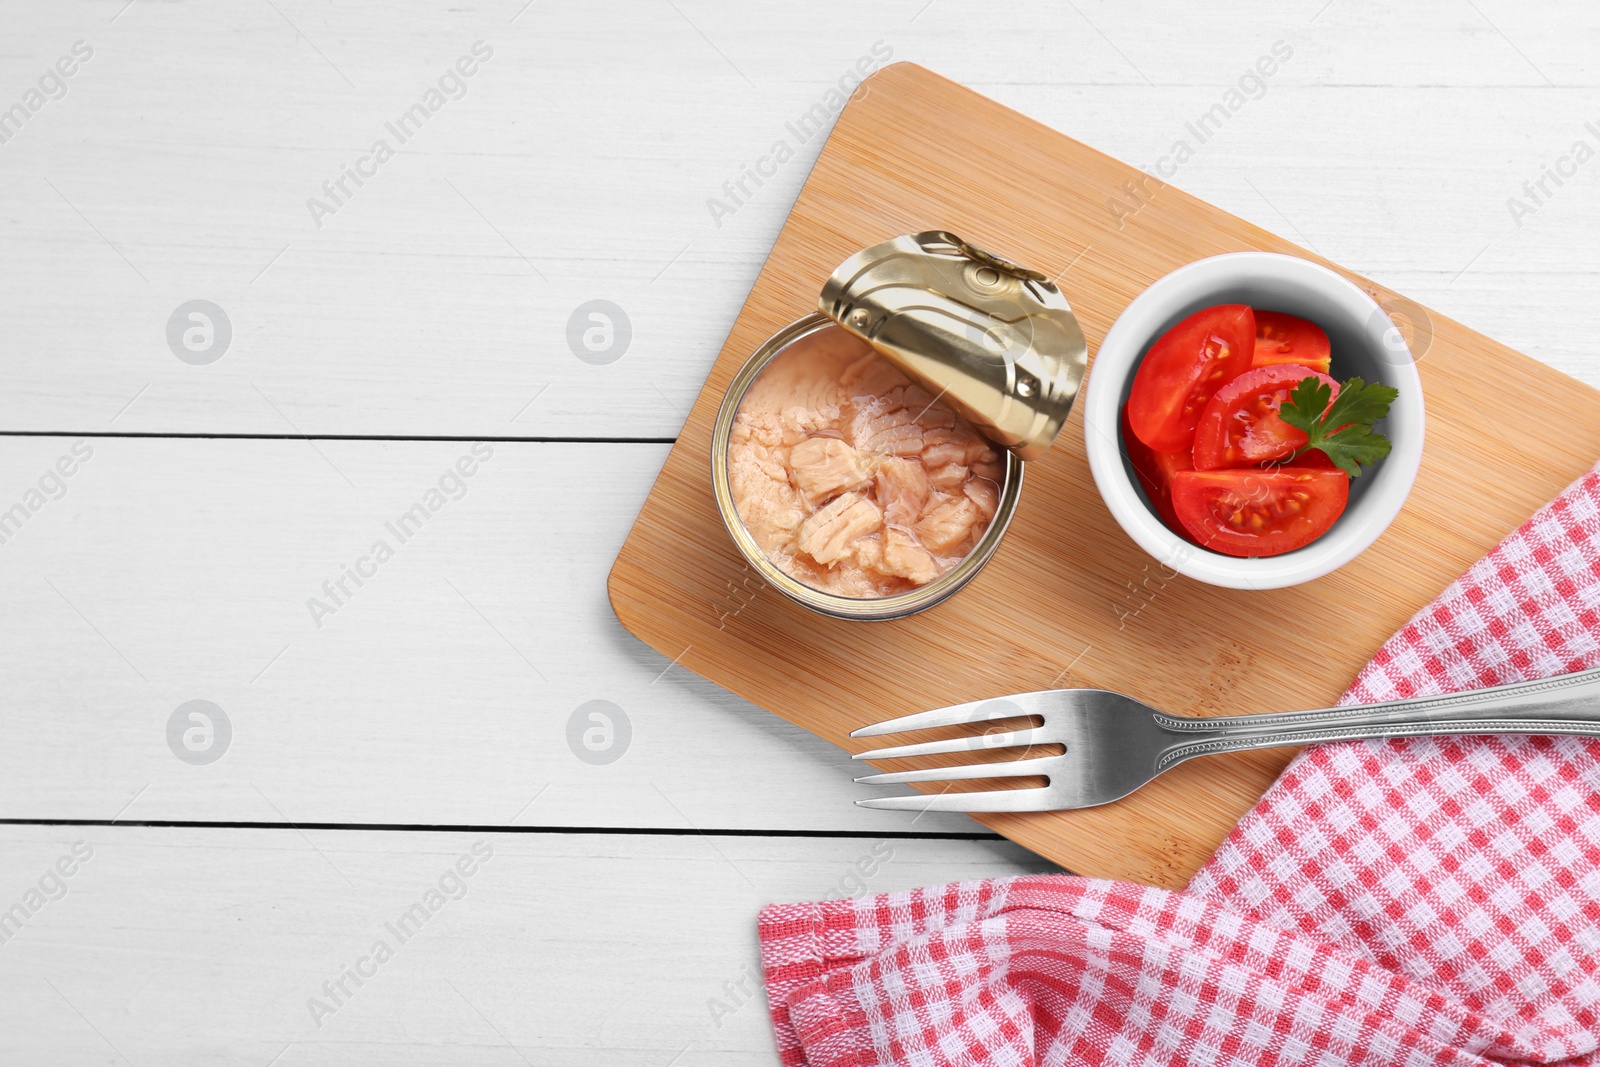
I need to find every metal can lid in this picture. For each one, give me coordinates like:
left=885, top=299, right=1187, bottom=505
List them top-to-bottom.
left=819, top=231, right=1088, bottom=462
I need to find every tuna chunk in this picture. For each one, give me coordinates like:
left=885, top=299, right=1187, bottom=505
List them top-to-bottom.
left=850, top=386, right=958, bottom=456
left=850, top=399, right=923, bottom=457
left=780, top=404, right=840, bottom=446
left=920, top=428, right=969, bottom=470
left=789, top=437, right=871, bottom=505
left=728, top=439, right=808, bottom=558
left=875, top=456, right=931, bottom=527
left=970, top=457, right=1005, bottom=481
left=926, top=462, right=969, bottom=491
left=964, top=477, right=999, bottom=520
left=798, top=492, right=883, bottom=566
left=916, top=495, right=983, bottom=554
left=880, top=528, right=939, bottom=584
left=853, top=533, right=884, bottom=571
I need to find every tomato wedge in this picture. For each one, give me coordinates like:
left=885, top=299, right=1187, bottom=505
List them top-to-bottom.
left=1126, top=304, right=1255, bottom=453
left=1253, top=311, right=1330, bottom=373
left=1192, top=364, right=1339, bottom=470
left=1121, top=403, right=1192, bottom=535
left=1289, top=448, right=1336, bottom=469
left=1171, top=468, right=1350, bottom=557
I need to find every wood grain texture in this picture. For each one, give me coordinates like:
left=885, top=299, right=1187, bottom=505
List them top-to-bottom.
left=5, top=1, right=1600, bottom=1061
left=4, top=2, right=1600, bottom=438
left=608, top=62, right=1600, bottom=888
left=0, top=435, right=985, bottom=834
left=0, top=827, right=1056, bottom=1063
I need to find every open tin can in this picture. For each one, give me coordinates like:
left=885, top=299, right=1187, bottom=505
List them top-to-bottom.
left=710, top=231, right=1088, bottom=620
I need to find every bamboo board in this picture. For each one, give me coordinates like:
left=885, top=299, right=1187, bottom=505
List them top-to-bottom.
left=607, top=63, right=1600, bottom=889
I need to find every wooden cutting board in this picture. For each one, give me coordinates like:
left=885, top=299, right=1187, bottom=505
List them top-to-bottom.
left=607, top=62, right=1600, bottom=889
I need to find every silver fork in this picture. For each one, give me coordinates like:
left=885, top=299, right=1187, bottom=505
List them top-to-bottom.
left=851, top=666, right=1600, bottom=813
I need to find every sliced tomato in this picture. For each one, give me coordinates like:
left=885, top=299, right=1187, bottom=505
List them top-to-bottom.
left=1126, top=304, right=1255, bottom=453
left=1253, top=311, right=1331, bottom=373
left=1192, top=364, right=1339, bottom=470
left=1121, top=403, right=1192, bottom=535
left=1289, top=448, right=1336, bottom=469
left=1171, top=467, right=1350, bottom=557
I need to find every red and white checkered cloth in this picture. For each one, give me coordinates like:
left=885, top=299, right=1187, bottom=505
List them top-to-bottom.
left=760, top=464, right=1600, bottom=1067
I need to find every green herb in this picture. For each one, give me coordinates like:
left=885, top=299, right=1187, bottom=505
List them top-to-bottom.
left=1279, top=376, right=1399, bottom=478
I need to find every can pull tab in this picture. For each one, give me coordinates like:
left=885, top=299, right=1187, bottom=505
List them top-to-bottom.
left=820, top=231, right=1088, bottom=462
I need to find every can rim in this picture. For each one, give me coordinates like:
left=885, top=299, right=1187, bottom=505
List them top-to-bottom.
left=709, top=313, right=1024, bottom=621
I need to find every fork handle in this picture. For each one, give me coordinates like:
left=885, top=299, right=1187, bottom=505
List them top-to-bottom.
left=1155, top=665, right=1600, bottom=770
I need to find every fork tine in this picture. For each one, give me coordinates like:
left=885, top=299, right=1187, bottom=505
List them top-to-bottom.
left=850, top=698, right=1038, bottom=738
left=851, top=726, right=1048, bottom=762
left=854, top=754, right=1058, bottom=785
left=855, top=785, right=1056, bottom=813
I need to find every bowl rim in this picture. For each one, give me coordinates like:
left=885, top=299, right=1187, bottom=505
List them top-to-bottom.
left=1082, top=251, right=1425, bottom=590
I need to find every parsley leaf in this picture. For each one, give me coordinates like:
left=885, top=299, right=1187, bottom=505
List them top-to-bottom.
left=1278, top=375, right=1399, bottom=478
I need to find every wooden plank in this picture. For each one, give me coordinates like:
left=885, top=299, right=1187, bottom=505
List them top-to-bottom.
left=0, top=3, right=1597, bottom=437
left=608, top=62, right=1600, bottom=889
left=0, top=435, right=985, bottom=834
left=0, top=826, right=1057, bottom=1063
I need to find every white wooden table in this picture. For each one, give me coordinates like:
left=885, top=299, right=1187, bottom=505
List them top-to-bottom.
left=2, top=0, right=1596, bottom=1061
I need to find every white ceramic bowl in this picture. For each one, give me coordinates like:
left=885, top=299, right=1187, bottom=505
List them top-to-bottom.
left=1082, top=252, right=1425, bottom=589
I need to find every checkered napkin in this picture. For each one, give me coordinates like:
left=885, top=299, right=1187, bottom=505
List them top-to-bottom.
left=759, top=464, right=1600, bottom=1067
